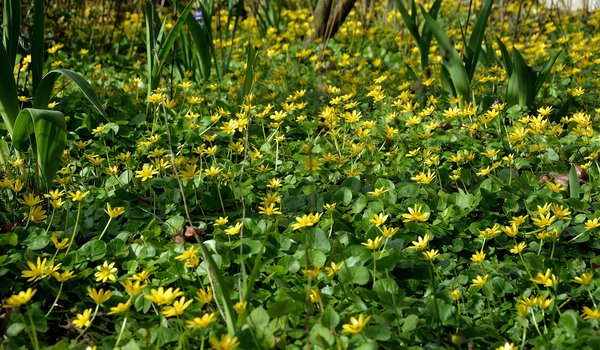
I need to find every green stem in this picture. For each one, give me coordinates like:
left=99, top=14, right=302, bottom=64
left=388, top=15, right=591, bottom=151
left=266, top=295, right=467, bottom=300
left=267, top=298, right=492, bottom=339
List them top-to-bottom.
left=65, top=202, right=82, bottom=255
left=98, top=217, right=113, bottom=241
left=45, top=282, right=64, bottom=317
left=25, top=308, right=40, bottom=350
left=115, top=314, right=128, bottom=348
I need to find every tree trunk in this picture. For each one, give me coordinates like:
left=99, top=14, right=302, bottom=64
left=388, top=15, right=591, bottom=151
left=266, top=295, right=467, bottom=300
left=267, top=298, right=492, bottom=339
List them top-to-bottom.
left=305, top=0, right=357, bottom=44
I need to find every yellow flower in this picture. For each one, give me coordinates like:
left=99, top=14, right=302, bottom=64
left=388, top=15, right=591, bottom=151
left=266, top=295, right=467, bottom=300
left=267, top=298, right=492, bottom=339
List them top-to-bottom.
left=135, top=164, right=159, bottom=181
left=205, top=165, right=222, bottom=177
left=411, top=169, right=436, bottom=185
left=267, top=178, right=283, bottom=188
left=367, top=187, right=389, bottom=196
left=68, top=190, right=89, bottom=202
left=19, top=193, right=42, bottom=207
left=105, top=203, right=125, bottom=219
left=258, top=203, right=282, bottom=216
left=402, top=205, right=430, bottom=223
left=28, top=206, right=48, bottom=222
left=369, top=212, right=388, bottom=227
left=532, top=212, right=556, bottom=228
left=291, top=213, right=322, bottom=231
left=214, top=216, right=229, bottom=226
left=585, top=218, right=600, bottom=230
left=224, top=222, right=243, bottom=235
left=501, top=224, right=519, bottom=238
left=380, top=225, right=399, bottom=238
left=51, top=233, right=69, bottom=250
left=410, top=233, right=430, bottom=250
left=362, top=236, right=383, bottom=250
left=509, top=242, right=526, bottom=254
left=423, top=249, right=439, bottom=261
left=470, top=250, right=486, bottom=263
left=21, top=257, right=60, bottom=282
left=95, top=261, right=118, bottom=283
left=325, top=261, right=344, bottom=276
left=531, top=268, right=559, bottom=288
left=53, top=270, right=75, bottom=282
left=572, top=272, right=594, bottom=286
left=471, top=274, right=489, bottom=288
left=120, top=279, right=147, bottom=296
left=195, top=286, right=213, bottom=303
left=144, top=287, right=183, bottom=305
left=2, top=288, right=36, bottom=308
left=88, top=288, right=113, bottom=305
left=309, top=288, right=320, bottom=303
left=450, top=289, right=461, bottom=301
left=162, top=297, right=193, bottom=317
left=107, top=298, right=132, bottom=315
left=233, top=301, right=247, bottom=314
left=583, top=306, right=600, bottom=320
left=73, top=308, right=93, bottom=329
left=186, top=312, right=217, bottom=329
left=342, top=314, right=371, bottom=334
left=209, top=334, right=240, bottom=350
left=496, top=342, right=516, bottom=350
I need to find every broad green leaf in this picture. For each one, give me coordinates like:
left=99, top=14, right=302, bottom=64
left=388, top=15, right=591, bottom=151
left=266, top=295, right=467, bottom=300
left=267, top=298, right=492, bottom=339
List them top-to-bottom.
left=31, top=0, right=44, bottom=91
left=395, top=0, right=420, bottom=44
left=419, top=0, right=443, bottom=70
left=465, top=0, right=494, bottom=80
left=423, top=9, right=471, bottom=100
left=495, top=37, right=513, bottom=76
left=0, top=39, right=19, bottom=135
left=507, top=48, right=534, bottom=107
left=534, top=49, right=561, bottom=96
left=33, top=69, right=107, bottom=118
left=12, top=108, right=66, bottom=185
left=558, top=310, right=578, bottom=337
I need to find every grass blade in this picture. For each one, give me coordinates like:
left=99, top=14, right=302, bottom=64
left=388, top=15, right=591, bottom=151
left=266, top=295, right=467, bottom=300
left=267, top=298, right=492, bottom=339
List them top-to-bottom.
left=3, top=0, right=20, bottom=65
left=31, top=0, right=45, bottom=92
left=145, top=0, right=157, bottom=94
left=395, top=0, right=420, bottom=44
left=419, top=0, right=443, bottom=71
left=495, top=37, right=513, bottom=76
left=0, top=39, right=20, bottom=136
left=240, top=44, right=257, bottom=104
left=534, top=50, right=561, bottom=96
left=33, top=68, right=107, bottom=119
left=12, top=108, right=66, bottom=186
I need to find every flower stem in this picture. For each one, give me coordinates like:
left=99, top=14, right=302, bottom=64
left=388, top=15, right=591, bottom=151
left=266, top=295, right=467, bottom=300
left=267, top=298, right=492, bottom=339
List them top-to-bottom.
left=65, top=202, right=82, bottom=255
left=97, top=217, right=113, bottom=241
left=45, top=282, right=64, bottom=317
left=115, top=314, right=128, bottom=348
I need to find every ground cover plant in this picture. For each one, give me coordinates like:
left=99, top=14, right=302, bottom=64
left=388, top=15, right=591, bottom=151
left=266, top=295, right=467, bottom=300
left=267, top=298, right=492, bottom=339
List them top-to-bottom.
left=2, top=0, right=600, bottom=349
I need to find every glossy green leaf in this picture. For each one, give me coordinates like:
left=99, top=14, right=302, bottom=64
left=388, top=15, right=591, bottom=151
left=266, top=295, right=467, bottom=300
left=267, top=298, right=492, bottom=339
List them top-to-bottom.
left=3, top=0, right=20, bottom=66
left=158, top=0, right=196, bottom=62
left=465, top=0, right=494, bottom=80
left=186, top=9, right=213, bottom=80
left=33, top=68, right=107, bottom=118
left=12, top=108, right=66, bottom=185
left=569, top=165, right=579, bottom=199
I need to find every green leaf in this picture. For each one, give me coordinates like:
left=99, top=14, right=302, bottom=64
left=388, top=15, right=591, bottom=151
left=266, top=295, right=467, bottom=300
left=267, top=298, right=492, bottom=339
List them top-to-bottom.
left=3, top=0, right=20, bottom=66
left=31, top=0, right=44, bottom=91
left=158, top=0, right=196, bottom=62
left=395, top=0, right=420, bottom=44
left=465, top=0, right=494, bottom=80
left=186, top=9, right=213, bottom=80
left=423, top=9, right=471, bottom=99
left=0, top=39, right=19, bottom=136
left=240, top=44, right=257, bottom=103
left=507, top=48, right=534, bottom=107
left=534, top=50, right=561, bottom=96
left=33, top=68, right=107, bottom=118
left=12, top=108, right=66, bottom=185
left=569, top=165, right=580, bottom=199
left=79, top=240, right=107, bottom=261
left=338, top=266, right=370, bottom=285
left=321, top=305, right=340, bottom=329
left=558, top=310, right=578, bottom=337
left=402, top=314, right=419, bottom=333
left=6, top=322, right=26, bottom=337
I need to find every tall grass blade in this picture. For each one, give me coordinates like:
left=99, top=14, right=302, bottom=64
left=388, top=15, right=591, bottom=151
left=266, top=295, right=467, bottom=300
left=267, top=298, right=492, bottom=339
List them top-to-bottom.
left=3, top=0, right=20, bottom=66
left=31, top=0, right=45, bottom=92
left=145, top=0, right=157, bottom=95
left=159, top=0, right=196, bottom=62
left=395, top=0, right=420, bottom=44
left=419, top=0, right=443, bottom=71
left=465, top=0, right=494, bottom=80
left=422, top=8, right=471, bottom=100
left=186, top=9, right=212, bottom=80
left=495, top=37, right=513, bottom=76
left=0, top=40, right=20, bottom=136
left=240, top=44, right=257, bottom=103
left=534, top=50, right=561, bottom=96
left=33, top=68, right=107, bottom=118
left=12, top=108, right=66, bottom=186
left=569, top=165, right=579, bottom=199
left=197, top=241, right=236, bottom=334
